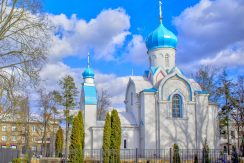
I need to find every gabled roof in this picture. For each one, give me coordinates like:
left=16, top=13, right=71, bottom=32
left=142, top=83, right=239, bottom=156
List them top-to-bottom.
left=129, top=76, right=153, bottom=94
left=118, top=111, right=138, bottom=126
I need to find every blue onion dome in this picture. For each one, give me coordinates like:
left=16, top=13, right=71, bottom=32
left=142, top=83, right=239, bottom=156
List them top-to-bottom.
left=146, top=23, right=178, bottom=51
left=82, top=67, right=95, bottom=79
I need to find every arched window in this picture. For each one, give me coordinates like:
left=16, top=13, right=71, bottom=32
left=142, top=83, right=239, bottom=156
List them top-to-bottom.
left=165, top=54, right=169, bottom=67
left=131, top=92, right=133, bottom=105
left=172, top=94, right=183, bottom=118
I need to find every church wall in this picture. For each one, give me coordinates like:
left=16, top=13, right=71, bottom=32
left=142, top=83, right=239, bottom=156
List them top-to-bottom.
left=126, top=82, right=139, bottom=124
left=141, top=92, right=157, bottom=149
left=195, top=94, right=219, bottom=149
left=159, top=102, right=196, bottom=149
left=84, top=105, right=97, bottom=150
left=121, top=127, right=140, bottom=149
left=92, top=128, right=104, bottom=149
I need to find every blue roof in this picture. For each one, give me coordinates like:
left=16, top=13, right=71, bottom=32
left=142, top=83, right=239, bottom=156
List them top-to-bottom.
left=146, top=23, right=178, bottom=51
left=82, top=67, right=95, bottom=79
left=83, top=85, right=97, bottom=105
left=143, top=87, right=158, bottom=93
left=195, top=90, right=209, bottom=95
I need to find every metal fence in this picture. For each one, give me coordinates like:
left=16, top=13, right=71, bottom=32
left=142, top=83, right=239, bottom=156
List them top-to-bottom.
left=0, top=148, right=19, bottom=163
left=70, top=149, right=229, bottom=163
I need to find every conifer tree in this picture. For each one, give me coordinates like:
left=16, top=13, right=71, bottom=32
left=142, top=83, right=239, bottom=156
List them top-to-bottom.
left=110, top=109, right=121, bottom=162
left=76, top=111, right=85, bottom=149
left=69, top=113, right=83, bottom=163
left=102, top=113, right=111, bottom=163
left=55, top=127, right=64, bottom=157
left=173, top=144, right=181, bottom=163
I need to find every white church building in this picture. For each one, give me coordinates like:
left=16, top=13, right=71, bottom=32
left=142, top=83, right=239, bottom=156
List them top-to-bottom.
left=80, top=2, right=219, bottom=150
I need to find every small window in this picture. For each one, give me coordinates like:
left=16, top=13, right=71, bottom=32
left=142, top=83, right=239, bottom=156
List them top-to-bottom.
left=165, top=54, right=169, bottom=67
left=131, top=92, right=133, bottom=105
left=172, top=94, right=183, bottom=118
left=2, top=125, right=7, bottom=131
left=12, top=125, right=16, bottom=131
left=32, top=126, right=36, bottom=132
left=231, top=131, right=235, bottom=139
left=2, top=136, right=7, bottom=141
left=12, top=136, right=17, bottom=142
left=22, top=137, right=25, bottom=143
left=124, top=139, right=127, bottom=149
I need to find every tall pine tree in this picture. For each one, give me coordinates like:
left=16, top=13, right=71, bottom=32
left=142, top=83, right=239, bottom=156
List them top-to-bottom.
left=59, top=75, right=78, bottom=162
left=110, top=110, right=121, bottom=162
left=69, top=112, right=83, bottom=163
left=102, top=113, right=111, bottom=163
left=55, top=127, right=64, bottom=157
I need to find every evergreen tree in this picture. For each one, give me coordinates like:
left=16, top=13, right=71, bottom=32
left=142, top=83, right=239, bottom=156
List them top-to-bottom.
left=59, top=75, right=78, bottom=162
left=110, top=110, right=121, bottom=163
left=77, top=111, right=85, bottom=150
left=69, top=113, right=83, bottom=163
left=102, top=113, right=111, bottom=163
left=55, top=127, right=64, bottom=157
left=172, top=144, right=181, bottom=163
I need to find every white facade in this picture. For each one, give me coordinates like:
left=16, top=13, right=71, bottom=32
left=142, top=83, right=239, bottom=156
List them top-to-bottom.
left=81, top=13, right=219, bottom=150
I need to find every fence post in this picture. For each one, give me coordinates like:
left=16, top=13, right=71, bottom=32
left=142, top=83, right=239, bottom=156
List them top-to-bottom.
left=136, top=148, right=138, bottom=163
left=170, top=148, right=172, bottom=163
left=100, top=149, right=102, bottom=163
left=202, top=149, right=205, bottom=163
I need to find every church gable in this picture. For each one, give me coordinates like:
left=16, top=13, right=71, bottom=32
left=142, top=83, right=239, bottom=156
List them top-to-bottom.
left=159, top=73, right=193, bottom=102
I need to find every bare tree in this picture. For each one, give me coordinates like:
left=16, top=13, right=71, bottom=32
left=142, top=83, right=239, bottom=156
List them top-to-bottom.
left=0, top=0, right=51, bottom=111
left=192, top=65, right=221, bottom=103
left=228, top=76, right=244, bottom=151
left=38, top=89, right=62, bottom=157
left=97, top=89, right=111, bottom=120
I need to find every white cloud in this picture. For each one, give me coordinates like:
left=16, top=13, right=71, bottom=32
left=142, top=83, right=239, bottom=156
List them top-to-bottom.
left=174, top=0, right=244, bottom=67
left=48, top=8, right=131, bottom=62
left=123, top=35, right=148, bottom=65
left=200, top=42, right=244, bottom=66
left=39, top=62, right=129, bottom=108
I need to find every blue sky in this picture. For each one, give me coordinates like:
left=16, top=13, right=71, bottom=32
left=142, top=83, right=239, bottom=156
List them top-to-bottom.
left=35, top=0, right=244, bottom=108
left=42, top=0, right=200, bottom=76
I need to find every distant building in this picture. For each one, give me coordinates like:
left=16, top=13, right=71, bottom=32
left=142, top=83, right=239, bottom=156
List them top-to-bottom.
left=80, top=2, right=219, bottom=150
left=0, top=115, right=59, bottom=156
left=220, top=121, right=244, bottom=152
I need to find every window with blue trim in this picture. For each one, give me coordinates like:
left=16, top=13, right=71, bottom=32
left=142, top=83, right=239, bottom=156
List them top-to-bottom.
left=172, top=94, right=183, bottom=118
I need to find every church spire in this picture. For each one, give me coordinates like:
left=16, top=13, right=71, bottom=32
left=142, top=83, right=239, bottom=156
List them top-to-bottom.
left=159, top=0, right=163, bottom=24
left=87, top=52, right=90, bottom=68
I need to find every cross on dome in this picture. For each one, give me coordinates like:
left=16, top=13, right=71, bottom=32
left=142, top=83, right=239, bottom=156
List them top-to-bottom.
left=159, top=0, right=163, bottom=23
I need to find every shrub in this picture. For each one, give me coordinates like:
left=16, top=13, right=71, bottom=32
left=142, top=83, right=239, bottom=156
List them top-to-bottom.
left=110, top=110, right=121, bottom=163
left=69, top=111, right=84, bottom=163
left=102, top=113, right=111, bottom=163
left=55, top=127, right=64, bottom=157
left=172, top=144, right=181, bottom=163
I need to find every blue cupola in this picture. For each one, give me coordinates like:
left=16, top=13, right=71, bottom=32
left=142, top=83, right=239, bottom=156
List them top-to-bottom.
left=145, top=0, right=178, bottom=51
left=146, top=23, right=178, bottom=51
left=82, top=52, right=95, bottom=79
left=82, top=67, right=94, bottom=79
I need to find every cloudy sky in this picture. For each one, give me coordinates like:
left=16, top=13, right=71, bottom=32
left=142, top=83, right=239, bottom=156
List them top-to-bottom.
left=34, top=0, right=244, bottom=109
